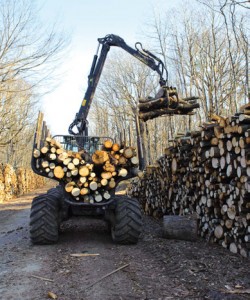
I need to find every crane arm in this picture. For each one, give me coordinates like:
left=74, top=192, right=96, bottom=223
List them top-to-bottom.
left=68, top=34, right=168, bottom=135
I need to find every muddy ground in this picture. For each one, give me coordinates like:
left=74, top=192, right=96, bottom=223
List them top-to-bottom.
left=0, top=186, right=249, bottom=300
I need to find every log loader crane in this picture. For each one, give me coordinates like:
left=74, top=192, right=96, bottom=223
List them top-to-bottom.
left=30, top=34, right=199, bottom=245
left=68, top=34, right=168, bottom=136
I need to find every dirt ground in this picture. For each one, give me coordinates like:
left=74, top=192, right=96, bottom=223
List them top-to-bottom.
left=0, top=186, right=249, bottom=300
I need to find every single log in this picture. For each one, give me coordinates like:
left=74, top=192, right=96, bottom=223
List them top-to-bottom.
left=138, top=97, right=169, bottom=112
left=139, top=103, right=199, bottom=121
left=211, top=137, right=219, bottom=146
left=103, top=140, right=113, bottom=149
left=112, top=143, right=120, bottom=152
left=41, top=146, right=49, bottom=154
left=50, top=147, right=56, bottom=154
left=123, top=147, right=134, bottom=159
left=56, top=148, right=64, bottom=155
left=33, top=149, right=41, bottom=158
left=92, top=150, right=109, bottom=165
left=118, top=156, right=127, bottom=165
left=131, top=156, right=139, bottom=165
left=72, top=158, right=80, bottom=166
left=171, top=158, right=178, bottom=173
left=212, top=158, right=219, bottom=169
left=41, top=161, right=49, bottom=168
left=67, top=162, right=75, bottom=170
left=49, top=163, right=56, bottom=169
left=54, top=166, right=65, bottom=179
left=79, top=166, right=90, bottom=177
left=48, top=171, right=54, bottom=178
left=66, top=171, right=71, bottom=177
left=90, top=172, right=96, bottom=178
left=101, top=172, right=112, bottom=180
left=79, top=176, right=87, bottom=184
left=101, top=178, right=108, bottom=186
left=109, top=178, right=116, bottom=189
left=89, top=181, right=98, bottom=191
left=71, top=187, right=80, bottom=197
left=80, top=187, right=89, bottom=195
left=103, top=191, right=111, bottom=200
left=94, top=193, right=103, bottom=202
left=227, top=205, right=236, bottom=220
left=163, top=215, right=198, bottom=241
left=225, top=219, right=233, bottom=229
left=214, top=225, right=224, bottom=239
left=229, top=242, right=238, bottom=254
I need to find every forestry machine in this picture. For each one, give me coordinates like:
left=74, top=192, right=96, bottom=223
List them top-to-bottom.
left=30, top=34, right=198, bottom=245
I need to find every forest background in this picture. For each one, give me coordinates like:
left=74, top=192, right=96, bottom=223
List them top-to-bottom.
left=0, top=0, right=249, bottom=168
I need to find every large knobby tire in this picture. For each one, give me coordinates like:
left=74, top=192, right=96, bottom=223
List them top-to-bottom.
left=30, top=188, right=62, bottom=245
left=111, top=196, right=142, bottom=244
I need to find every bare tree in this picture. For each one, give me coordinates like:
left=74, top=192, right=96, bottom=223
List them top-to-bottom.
left=0, top=0, right=67, bottom=166
left=0, top=0, right=66, bottom=92
left=146, top=1, right=248, bottom=122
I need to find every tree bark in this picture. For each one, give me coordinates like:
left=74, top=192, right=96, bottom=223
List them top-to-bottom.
left=163, top=215, right=198, bottom=241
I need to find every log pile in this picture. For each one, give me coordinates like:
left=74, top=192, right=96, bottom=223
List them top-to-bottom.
left=129, top=112, right=250, bottom=257
left=33, top=137, right=139, bottom=203
left=0, top=164, right=46, bottom=203
left=0, top=164, right=5, bottom=202
left=3, top=164, right=17, bottom=201
left=131, top=166, right=166, bottom=218
left=16, top=168, right=46, bottom=195
left=16, top=168, right=26, bottom=195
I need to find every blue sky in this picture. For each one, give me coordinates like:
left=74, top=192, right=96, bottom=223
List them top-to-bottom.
left=37, top=0, right=182, bottom=134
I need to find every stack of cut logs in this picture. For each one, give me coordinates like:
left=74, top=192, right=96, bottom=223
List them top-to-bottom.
left=129, top=112, right=250, bottom=257
left=33, top=137, right=139, bottom=203
left=0, top=164, right=46, bottom=203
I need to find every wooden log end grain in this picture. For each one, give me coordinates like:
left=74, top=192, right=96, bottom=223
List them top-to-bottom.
left=104, top=140, right=113, bottom=149
left=112, top=143, right=120, bottom=152
left=123, top=147, right=134, bottom=159
left=33, top=149, right=41, bottom=158
left=92, top=150, right=109, bottom=165
left=53, top=166, right=65, bottom=179
left=79, top=166, right=90, bottom=177
left=89, top=181, right=98, bottom=191
left=71, top=187, right=80, bottom=197
left=214, top=225, right=224, bottom=239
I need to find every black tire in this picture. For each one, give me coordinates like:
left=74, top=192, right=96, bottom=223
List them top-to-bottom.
left=46, top=186, right=69, bottom=222
left=29, top=188, right=62, bottom=244
left=111, top=196, right=142, bottom=244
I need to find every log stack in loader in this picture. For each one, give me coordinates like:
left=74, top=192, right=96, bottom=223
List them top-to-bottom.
left=138, top=87, right=200, bottom=121
left=129, top=111, right=250, bottom=257
left=33, top=137, right=140, bottom=203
